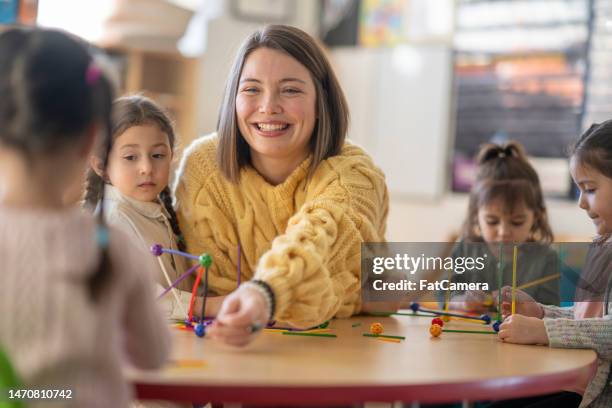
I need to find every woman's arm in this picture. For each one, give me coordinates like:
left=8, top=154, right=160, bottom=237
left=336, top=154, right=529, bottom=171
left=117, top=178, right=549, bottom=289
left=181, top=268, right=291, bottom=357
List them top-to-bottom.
left=253, top=153, right=389, bottom=327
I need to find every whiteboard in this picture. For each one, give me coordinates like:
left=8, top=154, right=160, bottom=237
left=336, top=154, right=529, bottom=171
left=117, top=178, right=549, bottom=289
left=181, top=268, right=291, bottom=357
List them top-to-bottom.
left=331, top=45, right=453, bottom=198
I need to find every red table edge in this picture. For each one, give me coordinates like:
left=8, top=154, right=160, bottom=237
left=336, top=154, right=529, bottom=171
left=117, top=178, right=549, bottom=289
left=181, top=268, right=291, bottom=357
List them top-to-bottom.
left=134, top=357, right=598, bottom=405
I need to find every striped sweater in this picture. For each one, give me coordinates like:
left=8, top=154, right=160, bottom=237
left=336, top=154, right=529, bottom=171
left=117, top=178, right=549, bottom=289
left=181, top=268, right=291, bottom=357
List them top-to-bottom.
left=541, top=242, right=611, bottom=408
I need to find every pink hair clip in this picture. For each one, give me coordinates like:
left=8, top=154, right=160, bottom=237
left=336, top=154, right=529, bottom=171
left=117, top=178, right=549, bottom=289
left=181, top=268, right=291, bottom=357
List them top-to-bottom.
left=86, top=61, right=102, bottom=85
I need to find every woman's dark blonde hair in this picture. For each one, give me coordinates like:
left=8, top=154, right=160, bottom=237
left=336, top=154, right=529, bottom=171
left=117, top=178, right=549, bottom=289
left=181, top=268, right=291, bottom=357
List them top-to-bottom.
left=217, top=24, right=349, bottom=182
left=83, top=94, right=187, bottom=251
left=461, top=141, right=554, bottom=244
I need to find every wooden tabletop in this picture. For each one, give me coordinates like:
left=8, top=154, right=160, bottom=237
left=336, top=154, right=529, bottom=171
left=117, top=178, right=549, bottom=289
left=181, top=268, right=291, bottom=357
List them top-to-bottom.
left=128, top=314, right=597, bottom=405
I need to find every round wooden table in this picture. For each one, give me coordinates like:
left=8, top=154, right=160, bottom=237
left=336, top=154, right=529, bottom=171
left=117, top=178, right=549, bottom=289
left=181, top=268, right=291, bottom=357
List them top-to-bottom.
left=128, top=314, right=597, bottom=405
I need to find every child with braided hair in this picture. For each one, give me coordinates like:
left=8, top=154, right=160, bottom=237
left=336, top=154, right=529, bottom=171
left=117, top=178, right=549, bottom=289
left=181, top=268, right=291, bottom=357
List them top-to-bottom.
left=84, top=95, right=224, bottom=320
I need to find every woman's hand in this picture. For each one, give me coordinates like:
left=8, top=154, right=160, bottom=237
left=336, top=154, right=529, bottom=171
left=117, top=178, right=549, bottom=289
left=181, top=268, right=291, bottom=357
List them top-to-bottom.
left=493, top=286, right=544, bottom=319
left=206, top=287, right=269, bottom=347
left=498, top=314, right=549, bottom=345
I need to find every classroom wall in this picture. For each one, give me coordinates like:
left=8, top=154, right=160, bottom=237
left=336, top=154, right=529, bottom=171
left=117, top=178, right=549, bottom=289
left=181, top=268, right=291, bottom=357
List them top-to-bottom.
left=330, top=45, right=453, bottom=199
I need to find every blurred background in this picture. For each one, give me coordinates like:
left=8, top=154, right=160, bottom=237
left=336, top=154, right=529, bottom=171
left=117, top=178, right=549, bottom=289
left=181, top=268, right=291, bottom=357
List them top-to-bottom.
left=1, top=0, right=610, bottom=242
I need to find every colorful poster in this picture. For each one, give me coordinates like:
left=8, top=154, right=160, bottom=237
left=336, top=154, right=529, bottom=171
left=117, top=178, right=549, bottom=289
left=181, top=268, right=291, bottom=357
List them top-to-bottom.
left=0, top=0, right=18, bottom=24
left=359, top=0, right=408, bottom=47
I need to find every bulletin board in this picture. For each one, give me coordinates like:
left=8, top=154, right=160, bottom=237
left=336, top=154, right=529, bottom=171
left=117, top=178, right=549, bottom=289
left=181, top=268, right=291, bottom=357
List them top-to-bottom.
left=451, top=0, right=591, bottom=197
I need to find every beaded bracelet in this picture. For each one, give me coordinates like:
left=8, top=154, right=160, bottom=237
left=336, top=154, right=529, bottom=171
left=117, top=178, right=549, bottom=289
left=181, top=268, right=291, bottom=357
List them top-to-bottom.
left=241, top=280, right=276, bottom=322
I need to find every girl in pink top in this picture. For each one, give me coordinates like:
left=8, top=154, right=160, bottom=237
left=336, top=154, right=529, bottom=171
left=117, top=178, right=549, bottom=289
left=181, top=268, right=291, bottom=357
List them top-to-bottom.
left=0, top=27, right=170, bottom=407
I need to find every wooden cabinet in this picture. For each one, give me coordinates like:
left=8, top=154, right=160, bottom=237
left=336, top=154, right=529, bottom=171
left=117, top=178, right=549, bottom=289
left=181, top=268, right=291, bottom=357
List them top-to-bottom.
left=102, top=46, right=200, bottom=145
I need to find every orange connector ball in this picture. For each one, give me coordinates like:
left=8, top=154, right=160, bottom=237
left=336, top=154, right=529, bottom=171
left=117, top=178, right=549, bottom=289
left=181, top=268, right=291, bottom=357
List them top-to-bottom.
left=441, top=315, right=450, bottom=322
left=370, top=322, right=384, bottom=335
left=430, top=324, right=442, bottom=338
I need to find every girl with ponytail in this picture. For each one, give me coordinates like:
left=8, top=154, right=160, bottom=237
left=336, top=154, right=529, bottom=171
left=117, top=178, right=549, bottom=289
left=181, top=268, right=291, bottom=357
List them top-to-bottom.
left=0, top=27, right=169, bottom=407
left=86, top=94, right=225, bottom=320
left=449, top=141, right=559, bottom=312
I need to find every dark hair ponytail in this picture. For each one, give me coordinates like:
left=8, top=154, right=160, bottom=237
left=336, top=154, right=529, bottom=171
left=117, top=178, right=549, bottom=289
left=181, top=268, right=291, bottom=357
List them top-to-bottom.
left=0, top=27, right=115, bottom=301
left=461, top=140, right=554, bottom=244
left=477, top=141, right=528, bottom=167
left=159, top=187, right=186, bottom=252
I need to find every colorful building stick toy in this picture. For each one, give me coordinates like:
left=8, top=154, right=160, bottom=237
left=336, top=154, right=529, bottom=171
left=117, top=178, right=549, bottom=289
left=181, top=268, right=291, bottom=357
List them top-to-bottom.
left=154, top=243, right=335, bottom=339
left=151, top=244, right=215, bottom=338
left=512, top=245, right=518, bottom=315
left=410, top=302, right=491, bottom=325
left=370, top=322, right=384, bottom=335
left=430, top=323, right=442, bottom=337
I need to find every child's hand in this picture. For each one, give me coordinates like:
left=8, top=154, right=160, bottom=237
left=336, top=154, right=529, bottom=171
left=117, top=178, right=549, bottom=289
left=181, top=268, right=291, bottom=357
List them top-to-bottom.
left=493, top=286, right=544, bottom=319
left=207, top=288, right=268, bottom=347
left=463, top=290, right=489, bottom=312
left=498, top=314, right=549, bottom=345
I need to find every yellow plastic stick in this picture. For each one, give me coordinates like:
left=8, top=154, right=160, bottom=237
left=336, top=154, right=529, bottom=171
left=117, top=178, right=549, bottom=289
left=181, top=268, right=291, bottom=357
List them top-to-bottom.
left=512, top=245, right=517, bottom=315
left=518, top=273, right=560, bottom=290
left=449, top=316, right=487, bottom=324
left=376, top=337, right=401, bottom=343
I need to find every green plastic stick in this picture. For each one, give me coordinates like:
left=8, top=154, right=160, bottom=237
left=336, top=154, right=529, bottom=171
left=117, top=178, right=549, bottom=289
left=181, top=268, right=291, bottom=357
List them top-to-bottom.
left=282, top=332, right=337, bottom=338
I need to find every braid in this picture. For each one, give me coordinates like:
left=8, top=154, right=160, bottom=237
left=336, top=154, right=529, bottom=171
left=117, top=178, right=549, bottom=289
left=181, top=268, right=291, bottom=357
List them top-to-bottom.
left=86, top=73, right=114, bottom=302
left=82, top=167, right=105, bottom=211
left=159, top=187, right=186, bottom=252
left=89, top=207, right=111, bottom=301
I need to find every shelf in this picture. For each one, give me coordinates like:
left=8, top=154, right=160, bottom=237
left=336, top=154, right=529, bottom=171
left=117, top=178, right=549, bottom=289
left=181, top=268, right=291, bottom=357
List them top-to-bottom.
left=99, top=46, right=199, bottom=143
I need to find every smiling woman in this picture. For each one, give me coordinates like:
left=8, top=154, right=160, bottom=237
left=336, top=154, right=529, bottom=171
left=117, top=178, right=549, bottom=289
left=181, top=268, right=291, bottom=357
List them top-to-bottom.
left=174, top=24, right=390, bottom=347
left=235, top=47, right=317, bottom=185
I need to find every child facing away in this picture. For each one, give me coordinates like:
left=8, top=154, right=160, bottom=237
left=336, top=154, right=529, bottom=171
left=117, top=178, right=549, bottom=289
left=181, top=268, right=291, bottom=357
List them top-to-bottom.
left=0, top=28, right=170, bottom=407
left=84, top=95, right=225, bottom=321
left=491, top=121, right=612, bottom=408
left=449, top=141, right=560, bottom=312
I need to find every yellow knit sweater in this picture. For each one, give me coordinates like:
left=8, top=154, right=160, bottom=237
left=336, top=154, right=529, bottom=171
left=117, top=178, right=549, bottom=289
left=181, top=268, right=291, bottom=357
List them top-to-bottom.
left=174, top=133, right=388, bottom=328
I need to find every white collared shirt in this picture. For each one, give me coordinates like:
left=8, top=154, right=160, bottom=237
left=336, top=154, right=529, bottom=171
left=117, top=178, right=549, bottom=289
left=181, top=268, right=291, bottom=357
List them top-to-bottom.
left=102, top=184, right=193, bottom=320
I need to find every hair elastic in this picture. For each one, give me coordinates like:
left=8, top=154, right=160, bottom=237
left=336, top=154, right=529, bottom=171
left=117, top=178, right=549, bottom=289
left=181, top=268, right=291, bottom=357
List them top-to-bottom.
left=86, top=61, right=102, bottom=86
left=96, top=225, right=109, bottom=249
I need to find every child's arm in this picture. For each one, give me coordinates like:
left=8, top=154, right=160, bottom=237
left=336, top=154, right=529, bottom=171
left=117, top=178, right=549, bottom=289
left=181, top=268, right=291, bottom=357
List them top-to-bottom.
left=497, top=286, right=569, bottom=319
left=540, top=304, right=575, bottom=319
left=499, top=312, right=612, bottom=358
left=544, top=316, right=612, bottom=358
